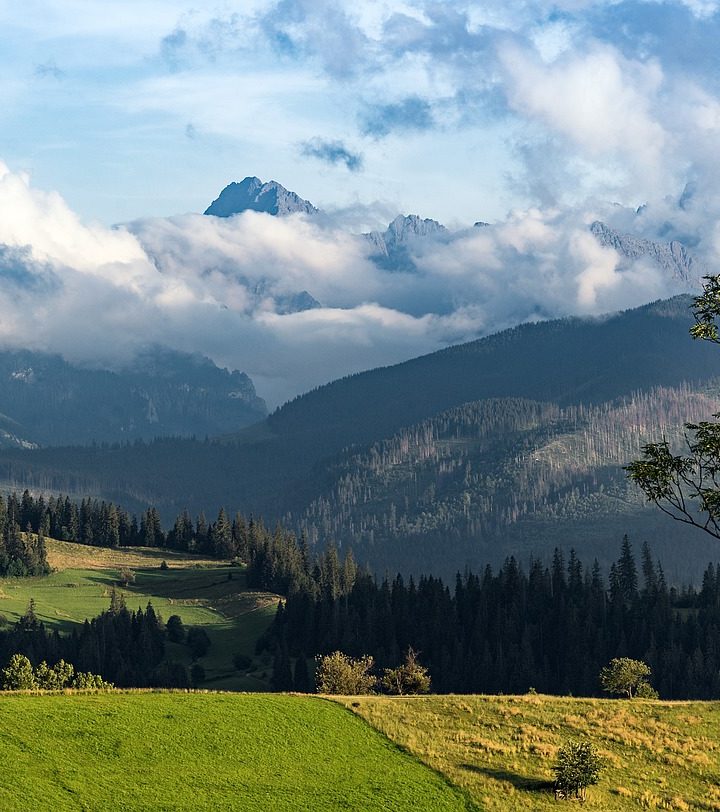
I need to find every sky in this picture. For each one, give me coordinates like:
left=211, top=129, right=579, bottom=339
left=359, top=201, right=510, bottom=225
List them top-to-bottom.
left=1, top=1, right=720, bottom=406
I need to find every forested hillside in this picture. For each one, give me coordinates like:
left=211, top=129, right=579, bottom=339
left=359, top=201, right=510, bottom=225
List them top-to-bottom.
left=0, top=296, right=718, bottom=576
left=0, top=347, right=266, bottom=447
left=291, top=385, right=720, bottom=575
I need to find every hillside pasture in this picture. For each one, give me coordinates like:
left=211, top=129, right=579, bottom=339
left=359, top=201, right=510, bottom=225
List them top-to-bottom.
left=0, top=540, right=279, bottom=690
left=0, top=692, right=474, bottom=812
left=339, top=694, right=720, bottom=811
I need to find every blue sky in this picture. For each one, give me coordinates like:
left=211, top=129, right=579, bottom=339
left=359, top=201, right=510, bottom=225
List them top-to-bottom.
left=3, top=0, right=719, bottom=226
left=1, top=1, right=720, bottom=404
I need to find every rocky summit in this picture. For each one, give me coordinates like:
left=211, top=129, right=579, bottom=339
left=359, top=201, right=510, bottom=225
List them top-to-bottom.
left=204, top=176, right=318, bottom=218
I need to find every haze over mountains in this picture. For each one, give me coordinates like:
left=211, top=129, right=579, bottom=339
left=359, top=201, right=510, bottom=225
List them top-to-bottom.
left=1, top=169, right=719, bottom=578
left=1, top=294, right=719, bottom=580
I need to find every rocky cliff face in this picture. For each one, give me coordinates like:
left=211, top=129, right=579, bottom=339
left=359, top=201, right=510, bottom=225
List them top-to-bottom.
left=203, top=175, right=704, bottom=293
left=204, top=177, right=318, bottom=218
left=364, top=214, right=448, bottom=258
left=590, top=221, right=703, bottom=286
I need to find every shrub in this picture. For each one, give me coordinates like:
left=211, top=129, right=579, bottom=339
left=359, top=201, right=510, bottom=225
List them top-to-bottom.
left=166, top=614, right=186, bottom=644
left=187, top=627, right=211, bottom=659
left=381, top=648, right=431, bottom=695
left=315, top=652, right=376, bottom=695
left=233, top=653, right=253, bottom=671
left=71, top=671, right=113, bottom=690
left=553, top=740, right=603, bottom=801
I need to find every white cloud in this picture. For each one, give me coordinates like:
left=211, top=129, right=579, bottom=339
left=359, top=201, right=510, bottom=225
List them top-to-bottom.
left=499, top=42, right=666, bottom=171
left=0, top=160, right=703, bottom=408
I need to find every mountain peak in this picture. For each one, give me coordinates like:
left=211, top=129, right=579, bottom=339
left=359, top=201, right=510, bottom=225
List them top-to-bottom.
left=204, top=177, right=318, bottom=218
left=364, top=214, right=448, bottom=266
left=385, top=214, right=447, bottom=247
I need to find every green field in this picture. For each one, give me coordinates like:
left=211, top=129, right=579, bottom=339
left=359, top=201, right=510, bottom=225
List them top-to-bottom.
left=0, top=540, right=280, bottom=689
left=0, top=692, right=474, bottom=812
left=339, top=694, right=720, bottom=811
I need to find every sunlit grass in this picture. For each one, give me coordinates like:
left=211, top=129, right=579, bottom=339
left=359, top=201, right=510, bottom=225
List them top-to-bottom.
left=0, top=693, right=475, bottom=812
left=337, top=694, right=720, bottom=810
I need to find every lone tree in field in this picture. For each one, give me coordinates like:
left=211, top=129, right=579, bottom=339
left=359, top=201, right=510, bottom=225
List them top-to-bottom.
left=627, top=275, right=720, bottom=538
left=381, top=648, right=431, bottom=695
left=315, top=651, right=376, bottom=695
left=599, top=657, right=656, bottom=699
left=553, top=740, right=603, bottom=801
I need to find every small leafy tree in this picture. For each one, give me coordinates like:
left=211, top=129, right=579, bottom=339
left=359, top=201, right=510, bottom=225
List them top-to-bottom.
left=627, top=275, right=720, bottom=538
left=118, top=567, right=135, bottom=587
left=381, top=648, right=431, bottom=695
left=315, top=651, right=376, bottom=694
left=1, top=654, right=36, bottom=690
left=3, top=656, right=113, bottom=691
left=599, top=657, right=655, bottom=699
left=35, top=659, right=74, bottom=690
left=553, top=740, right=603, bottom=801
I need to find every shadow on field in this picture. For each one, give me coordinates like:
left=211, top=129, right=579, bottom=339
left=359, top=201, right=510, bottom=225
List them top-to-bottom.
left=461, top=764, right=552, bottom=793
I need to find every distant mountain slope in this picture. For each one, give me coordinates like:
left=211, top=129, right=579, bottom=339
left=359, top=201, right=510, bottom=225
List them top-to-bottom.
left=0, top=295, right=719, bottom=577
left=263, top=295, right=718, bottom=459
left=0, top=347, right=266, bottom=447
left=292, top=384, right=720, bottom=577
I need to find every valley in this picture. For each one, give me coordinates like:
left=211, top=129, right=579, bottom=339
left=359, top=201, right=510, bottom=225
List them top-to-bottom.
left=5, top=4, right=720, bottom=808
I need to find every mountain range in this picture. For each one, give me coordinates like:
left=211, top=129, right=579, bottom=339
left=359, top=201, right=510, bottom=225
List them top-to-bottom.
left=0, top=175, right=716, bottom=580
left=203, top=176, right=706, bottom=290
left=1, top=294, right=719, bottom=580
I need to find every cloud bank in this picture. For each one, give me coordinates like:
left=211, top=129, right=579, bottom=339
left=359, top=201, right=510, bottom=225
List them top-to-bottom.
left=0, top=161, right=711, bottom=407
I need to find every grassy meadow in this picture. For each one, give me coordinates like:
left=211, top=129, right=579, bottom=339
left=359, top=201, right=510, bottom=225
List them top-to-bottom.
left=0, top=539, right=280, bottom=689
left=0, top=692, right=474, bottom=812
left=338, top=694, right=720, bottom=811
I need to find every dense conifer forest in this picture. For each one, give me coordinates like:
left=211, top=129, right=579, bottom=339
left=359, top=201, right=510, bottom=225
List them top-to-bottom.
left=291, top=385, right=720, bottom=575
left=0, top=490, right=254, bottom=560
left=252, top=531, right=720, bottom=699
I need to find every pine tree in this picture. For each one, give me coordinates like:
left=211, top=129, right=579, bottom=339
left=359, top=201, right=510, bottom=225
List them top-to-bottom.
left=211, top=508, right=234, bottom=558
left=618, top=536, right=638, bottom=603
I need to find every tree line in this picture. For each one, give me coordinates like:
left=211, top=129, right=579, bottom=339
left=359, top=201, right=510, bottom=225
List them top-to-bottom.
left=0, top=490, right=263, bottom=560
left=255, top=532, right=720, bottom=699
